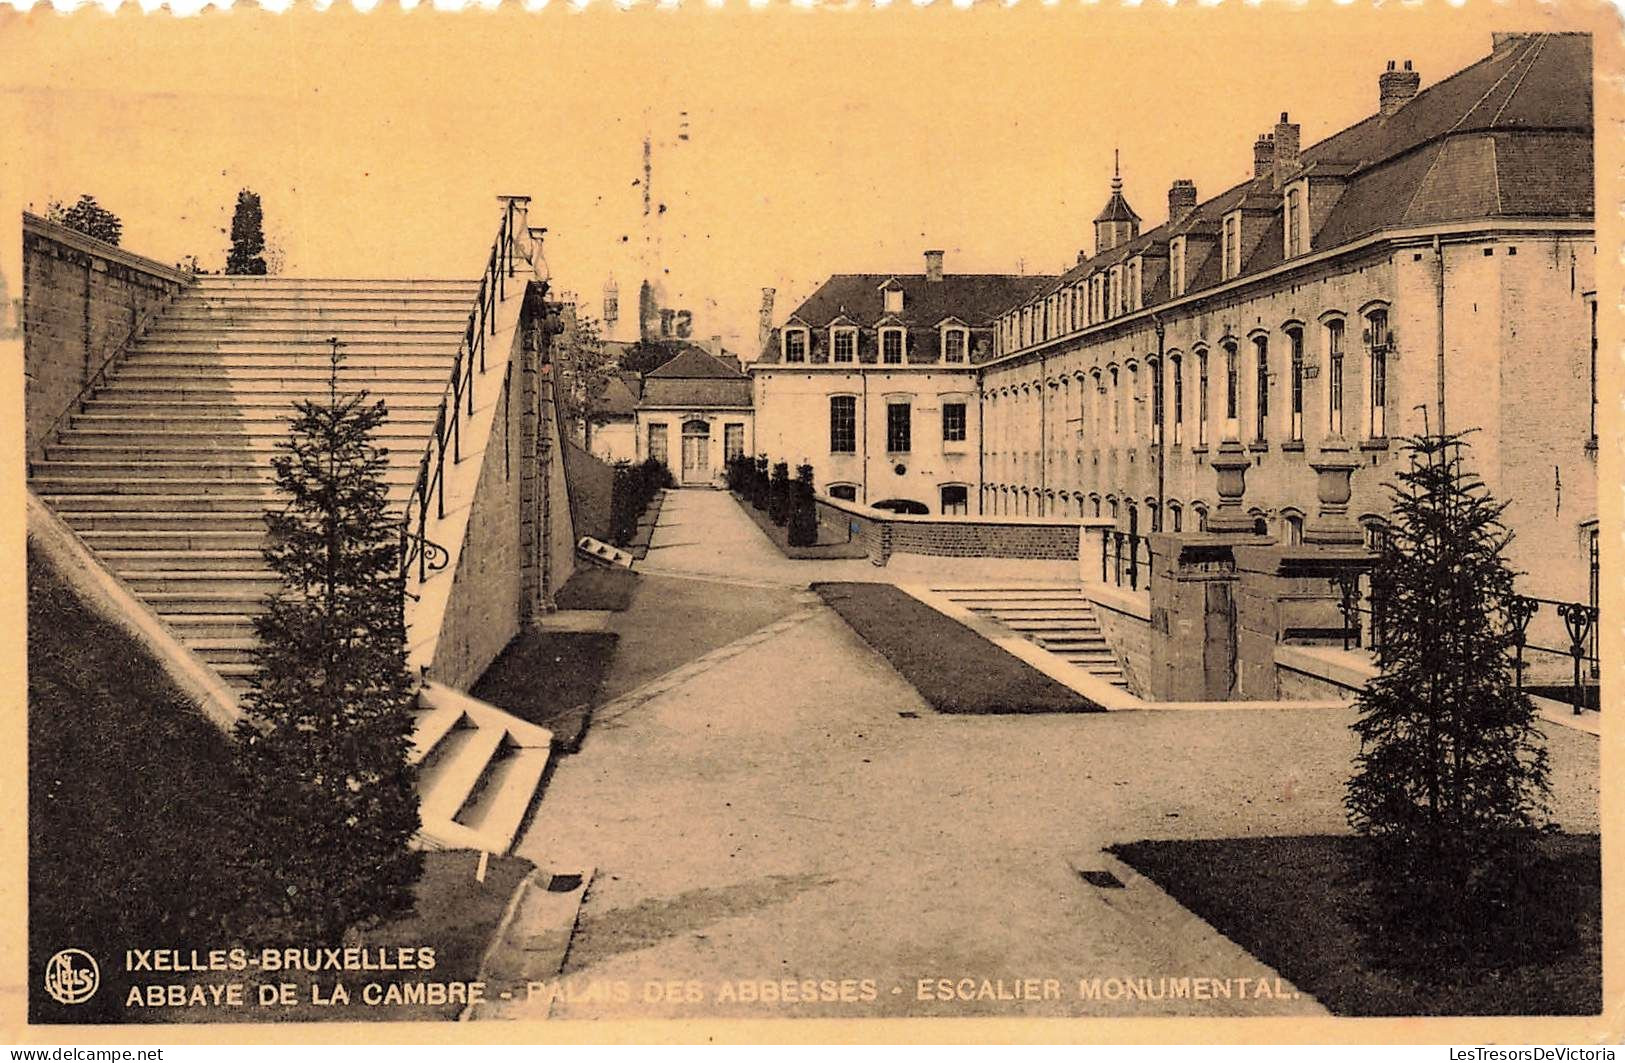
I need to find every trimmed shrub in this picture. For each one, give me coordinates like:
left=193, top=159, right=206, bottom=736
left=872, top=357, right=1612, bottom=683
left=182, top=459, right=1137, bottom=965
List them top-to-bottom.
left=751, top=454, right=770, bottom=510
left=608, top=458, right=672, bottom=546
left=768, top=461, right=792, bottom=526
left=788, top=463, right=818, bottom=547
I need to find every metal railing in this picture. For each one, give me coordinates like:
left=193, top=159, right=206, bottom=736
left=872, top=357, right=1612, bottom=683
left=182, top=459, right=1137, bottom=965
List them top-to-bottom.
left=399, top=198, right=522, bottom=590
left=1100, top=530, right=1152, bottom=591
left=1332, top=572, right=1599, bottom=716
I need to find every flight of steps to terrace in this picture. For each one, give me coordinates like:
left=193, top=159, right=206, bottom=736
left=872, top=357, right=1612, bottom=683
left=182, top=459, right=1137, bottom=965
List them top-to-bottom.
left=30, top=275, right=549, bottom=855
left=932, top=585, right=1130, bottom=690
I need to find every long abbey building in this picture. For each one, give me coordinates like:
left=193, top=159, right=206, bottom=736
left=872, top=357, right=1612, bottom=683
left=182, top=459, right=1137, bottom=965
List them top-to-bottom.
left=757, top=32, right=1596, bottom=607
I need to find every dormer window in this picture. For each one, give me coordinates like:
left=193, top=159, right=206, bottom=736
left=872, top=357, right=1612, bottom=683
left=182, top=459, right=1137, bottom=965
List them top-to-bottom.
left=1286, top=186, right=1306, bottom=257
left=1222, top=213, right=1242, bottom=279
left=1170, top=237, right=1187, bottom=297
left=1128, top=256, right=1142, bottom=311
left=884, top=288, right=903, bottom=314
left=941, top=324, right=969, bottom=364
left=831, top=325, right=857, bottom=364
left=880, top=326, right=906, bottom=364
left=783, top=327, right=808, bottom=363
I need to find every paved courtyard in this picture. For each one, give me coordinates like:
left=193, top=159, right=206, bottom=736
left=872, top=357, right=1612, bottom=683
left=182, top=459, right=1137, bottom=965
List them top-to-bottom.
left=500, top=489, right=1600, bottom=1021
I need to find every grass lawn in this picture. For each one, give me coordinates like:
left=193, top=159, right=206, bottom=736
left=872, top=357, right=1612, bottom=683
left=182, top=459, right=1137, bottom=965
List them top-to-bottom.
left=733, top=492, right=868, bottom=559
left=28, top=546, right=257, bottom=1024
left=555, top=565, right=638, bottom=611
left=812, top=582, right=1101, bottom=713
left=472, top=629, right=619, bottom=751
left=1111, top=833, right=1600, bottom=1016
left=129, top=850, right=533, bottom=1023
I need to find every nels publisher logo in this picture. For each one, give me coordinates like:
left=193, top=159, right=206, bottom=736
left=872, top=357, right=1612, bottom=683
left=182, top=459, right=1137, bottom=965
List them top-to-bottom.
left=44, top=949, right=99, bottom=1005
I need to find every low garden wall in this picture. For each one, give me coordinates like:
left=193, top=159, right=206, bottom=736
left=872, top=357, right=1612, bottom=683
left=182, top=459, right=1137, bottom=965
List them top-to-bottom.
left=813, top=495, right=1102, bottom=566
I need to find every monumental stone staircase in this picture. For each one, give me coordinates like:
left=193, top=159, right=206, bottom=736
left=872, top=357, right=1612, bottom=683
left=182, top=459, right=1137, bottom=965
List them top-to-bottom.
left=30, top=274, right=551, bottom=855
left=931, top=585, right=1130, bottom=690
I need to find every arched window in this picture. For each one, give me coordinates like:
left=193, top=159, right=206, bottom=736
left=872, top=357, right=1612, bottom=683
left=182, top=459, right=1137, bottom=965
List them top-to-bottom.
left=1366, top=307, right=1389, bottom=438
left=1326, top=317, right=1346, bottom=436
left=1286, top=326, right=1305, bottom=442
left=1253, top=334, right=1269, bottom=443
left=1222, top=339, right=1240, bottom=439
left=1196, top=347, right=1210, bottom=447
left=1170, top=354, right=1184, bottom=446
left=1150, top=357, right=1164, bottom=445
left=1110, top=367, right=1121, bottom=436
left=828, top=483, right=859, bottom=502
left=1092, top=496, right=1102, bottom=518
left=1169, top=501, right=1183, bottom=532
left=1195, top=503, right=1209, bottom=532
left=1284, top=510, right=1305, bottom=545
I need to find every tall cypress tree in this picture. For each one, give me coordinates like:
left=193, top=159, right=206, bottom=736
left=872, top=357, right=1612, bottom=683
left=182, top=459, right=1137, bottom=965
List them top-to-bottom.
left=226, top=189, right=268, bottom=275
left=237, top=340, right=422, bottom=942
left=1345, top=432, right=1552, bottom=929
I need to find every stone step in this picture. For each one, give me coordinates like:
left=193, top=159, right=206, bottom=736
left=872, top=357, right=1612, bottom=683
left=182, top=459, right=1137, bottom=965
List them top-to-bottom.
left=190, top=276, right=480, bottom=289
left=182, top=293, right=479, bottom=310
left=165, top=305, right=474, bottom=320
left=132, top=338, right=460, bottom=355
left=126, top=349, right=461, bottom=367
left=114, top=363, right=452, bottom=381
left=94, top=380, right=452, bottom=399
left=78, top=397, right=445, bottom=417
left=48, top=434, right=434, bottom=458
left=33, top=466, right=419, bottom=487
left=40, top=492, right=289, bottom=513
left=60, top=510, right=269, bottom=532
left=102, top=548, right=266, bottom=571
left=942, top=589, right=1087, bottom=602
left=977, top=607, right=1099, bottom=622
left=162, top=612, right=262, bottom=639
left=1002, top=618, right=1102, bottom=633
left=1036, top=635, right=1111, bottom=650
left=187, top=637, right=260, bottom=666
left=410, top=700, right=468, bottom=766
left=418, top=724, right=508, bottom=825
left=456, top=746, right=550, bottom=853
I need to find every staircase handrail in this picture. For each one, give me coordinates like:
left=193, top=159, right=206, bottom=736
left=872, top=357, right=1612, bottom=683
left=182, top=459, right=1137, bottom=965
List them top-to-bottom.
left=400, top=199, right=521, bottom=588
left=27, top=280, right=194, bottom=473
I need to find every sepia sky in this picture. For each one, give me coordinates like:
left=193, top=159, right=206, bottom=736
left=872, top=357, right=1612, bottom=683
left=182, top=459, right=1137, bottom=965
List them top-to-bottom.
left=0, top=2, right=1603, bottom=353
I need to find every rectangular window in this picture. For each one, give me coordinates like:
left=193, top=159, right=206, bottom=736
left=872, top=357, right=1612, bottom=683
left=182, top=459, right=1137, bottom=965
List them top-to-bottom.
left=884, top=288, right=902, bottom=314
left=1367, top=310, right=1388, bottom=438
left=1327, top=320, right=1345, bottom=436
left=1289, top=329, right=1304, bottom=441
left=833, top=330, right=855, bottom=363
left=882, top=330, right=904, bottom=364
left=943, top=330, right=966, bottom=363
left=785, top=331, right=806, bottom=362
left=1254, top=335, right=1269, bottom=442
left=1197, top=351, right=1209, bottom=447
left=1172, top=356, right=1184, bottom=446
left=829, top=396, right=856, bottom=453
left=942, top=402, right=967, bottom=443
left=886, top=403, right=911, bottom=453
left=647, top=422, right=668, bottom=466
left=724, top=423, right=745, bottom=462
left=940, top=484, right=968, bottom=515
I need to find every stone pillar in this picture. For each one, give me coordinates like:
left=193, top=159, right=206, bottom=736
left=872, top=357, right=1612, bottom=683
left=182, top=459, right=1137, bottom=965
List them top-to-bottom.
left=518, top=280, right=561, bottom=623
left=1306, top=437, right=1363, bottom=545
left=1206, top=439, right=1256, bottom=535
left=1148, top=532, right=1240, bottom=701
left=1231, top=541, right=1376, bottom=699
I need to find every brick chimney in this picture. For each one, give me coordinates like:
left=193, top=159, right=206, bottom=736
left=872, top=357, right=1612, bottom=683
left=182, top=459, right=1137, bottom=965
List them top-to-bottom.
left=1379, top=59, right=1420, bottom=116
left=1273, top=112, right=1301, bottom=188
left=1253, top=133, right=1274, bottom=180
left=1168, top=179, right=1198, bottom=225
left=924, top=249, right=945, bottom=282
left=757, top=287, right=775, bottom=353
left=710, top=334, right=723, bottom=358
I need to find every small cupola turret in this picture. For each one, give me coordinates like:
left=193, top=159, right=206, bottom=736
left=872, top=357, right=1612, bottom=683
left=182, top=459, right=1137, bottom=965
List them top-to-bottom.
left=1093, top=150, right=1141, bottom=257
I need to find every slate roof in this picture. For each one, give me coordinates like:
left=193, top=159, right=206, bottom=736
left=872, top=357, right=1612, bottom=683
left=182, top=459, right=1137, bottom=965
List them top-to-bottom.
left=1016, top=32, right=1592, bottom=314
left=638, top=347, right=753, bottom=408
left=589, top=372, right=642, bottom=421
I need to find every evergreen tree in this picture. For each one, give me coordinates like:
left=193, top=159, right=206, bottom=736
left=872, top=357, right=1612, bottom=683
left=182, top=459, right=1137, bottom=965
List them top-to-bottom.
left=226, top=189, right=268, bottom=275
left=46, top=195, right=122, bottom=246
left=237, top=339, right=422, bottom=942
left=1345, top=432, right=1552, bottom=934
left=788, top=463, right=818, bottom=546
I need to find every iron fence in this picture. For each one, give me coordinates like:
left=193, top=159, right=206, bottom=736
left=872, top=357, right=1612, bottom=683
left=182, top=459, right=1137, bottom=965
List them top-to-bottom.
left=399, top=199, right=521, bottom=590
left=1100, top=530, right=1152, bottom=591
left=1331, top=571, right=1599, bottom=715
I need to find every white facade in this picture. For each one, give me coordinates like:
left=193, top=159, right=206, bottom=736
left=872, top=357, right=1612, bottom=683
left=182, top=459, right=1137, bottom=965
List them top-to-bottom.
left=751, top=368, right=980, bottom=514
left=636, top=407, right=754, bottom=487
